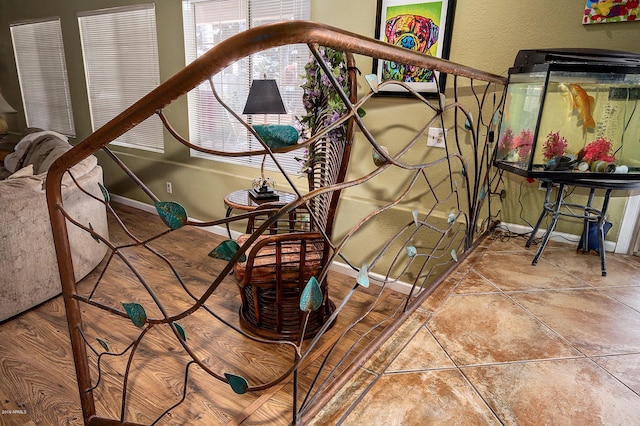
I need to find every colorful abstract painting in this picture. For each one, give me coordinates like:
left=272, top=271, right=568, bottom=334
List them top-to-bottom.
left=374, top=0, right=455, bottom=95
left=584, top=0, right=639, bottom=24
left=382, top=2, right=442, bottom=83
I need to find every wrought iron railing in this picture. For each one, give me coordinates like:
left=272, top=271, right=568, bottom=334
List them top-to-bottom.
left=46, top=21, right=507, bottom=425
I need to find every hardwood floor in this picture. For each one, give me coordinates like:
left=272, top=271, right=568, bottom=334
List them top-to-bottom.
left=0, top=203, right=408, bottom=425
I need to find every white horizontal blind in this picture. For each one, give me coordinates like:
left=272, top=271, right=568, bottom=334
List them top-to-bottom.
left=183, top=0, right=309, bottom=174
left=78, top=4, right=163, bottom=152
left=10, top=18, right=75, bottom=136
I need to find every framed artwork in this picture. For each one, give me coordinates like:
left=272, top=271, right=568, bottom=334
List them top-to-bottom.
left=373, top=0, right=456, bottom=96
left=583, top=0, right=640, bottom=24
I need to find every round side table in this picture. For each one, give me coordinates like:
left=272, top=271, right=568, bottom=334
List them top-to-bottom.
left=223, top=189, right=297, bottom=237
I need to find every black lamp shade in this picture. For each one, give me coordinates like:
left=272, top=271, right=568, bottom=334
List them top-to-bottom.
left=243, top=79, right=287, bottom=114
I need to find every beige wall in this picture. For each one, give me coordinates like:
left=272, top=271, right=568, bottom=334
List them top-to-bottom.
left=1, top=0, right=639, bottom=247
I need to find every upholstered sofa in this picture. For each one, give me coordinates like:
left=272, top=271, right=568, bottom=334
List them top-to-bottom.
left=0, top=129, right=108, bottom=322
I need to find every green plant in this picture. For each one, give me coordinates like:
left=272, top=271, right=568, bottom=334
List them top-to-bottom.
left=296, top=47, right=363, bottom=172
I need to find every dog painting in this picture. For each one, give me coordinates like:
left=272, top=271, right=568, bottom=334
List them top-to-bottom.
left=383, top=14, right=439, bottom=82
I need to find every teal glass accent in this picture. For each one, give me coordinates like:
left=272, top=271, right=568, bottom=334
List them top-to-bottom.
left=365, top=74, right=379, bottom=93
left=465, top=113, right=473, bottom=130
left=253, top=124, right=298, bottom=149
left=372, top=145, right=389, bottom=167
left=98, top=182, right=110, bottom=202
left=479, top=186, right=487, bottom=200
left=155, top=201, right=188, bottom=230
left=447, top=212, right=456, bottom=224
left=89, top=223, right=100, bottom=243
left=209, top=240, right=246, bottom=262
left=406, top=246, right=417, bottom=258
left=356, top=264, right=369, bottom=288
left=300, top=276, right=323, bottom=312
left=122, top=302, right=147, bottom=328
left=173, top=322, right=186, bottom=341
left=96, top=338, right=109, bottom=352
left=225, top=373, right=249, bottom=394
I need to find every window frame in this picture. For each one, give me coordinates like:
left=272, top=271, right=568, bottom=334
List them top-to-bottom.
left=182, top=0, right=310, bottom=175
left=78, top=3, right=164, bottom=153
left=10, top=17, right=76, bottom=137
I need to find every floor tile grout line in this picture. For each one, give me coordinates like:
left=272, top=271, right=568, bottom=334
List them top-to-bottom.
left=482, top=255, right=640, bottom=379
left=442, top=266, right=593, bottom=361
left=591, top=286, right=640, bottom=315
left=498, top=287, right=591, bottom=358
left=336, top=312, right=432, bottom=425
left=426, top=318, right=507, bottom=424
left=589, top=354, right=640, bottom=399
left=454, top=355, right=589, bottom=369
left=455, top=362, right=506, bottom=425
left=334, top=369, right=382, bottom=426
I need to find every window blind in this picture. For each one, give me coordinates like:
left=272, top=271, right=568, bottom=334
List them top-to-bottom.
left=182, top=0, right=309, bottom=174
left=78, top=4, right=163, bottom=152
left=10, top=18, right=75, bottom=136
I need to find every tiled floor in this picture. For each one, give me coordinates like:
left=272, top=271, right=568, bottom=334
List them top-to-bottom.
left=312, top=235, right=640, bottom=425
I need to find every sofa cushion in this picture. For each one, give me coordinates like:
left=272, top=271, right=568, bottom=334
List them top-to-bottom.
left=7, top=164, right=34, bottom=180
left=233, top=234, right=323, bottom=285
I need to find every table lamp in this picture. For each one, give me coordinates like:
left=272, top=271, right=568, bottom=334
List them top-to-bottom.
left=243, top=78, right=298, bottom=200
left=0, top=92, right=17, bottom=135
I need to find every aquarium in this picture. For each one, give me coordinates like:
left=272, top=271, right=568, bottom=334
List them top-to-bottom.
left=495, top=50, right=640, bottom=179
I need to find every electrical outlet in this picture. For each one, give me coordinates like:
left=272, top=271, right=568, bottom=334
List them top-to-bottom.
left=427, top=127, right=446, bottom=148
left=166, top=181, right=172, bottom=194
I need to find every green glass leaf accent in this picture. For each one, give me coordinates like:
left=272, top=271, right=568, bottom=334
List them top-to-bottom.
left=365, top=74, right=379, bottom=93
left=464, top=113, right=473, bottom=130
left=253, top=124, right=299, bottom=148
left=372, top=145, right=389, bottom=167
left=98, top=182, right=110, bottom=203
left=479, top=186, right=487, bottom=201
left=155, top=201, right=188, bottom=230
left=412, top=210, right=419, bottom=227
left=447, top=212, right=456, bottom=225
left=89, top=223, right=100, bottom=243
left=208, top=240, right=246, bottom=262
left=406, top=246, right=417, bottom=258
left=451, top=249, right=458, bottom=262
left=356, top=264, right=369, bottom=288
left=300, top=277, right=323, bottom=312
left=122, top=303, right=147, bottom=328
left=174, top=322, right=186, bottom=341
left=96, top=337, right=109, bottom=352
left=225, top=373, right=249, bottom=394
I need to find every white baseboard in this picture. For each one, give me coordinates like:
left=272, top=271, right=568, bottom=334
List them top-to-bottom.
left=110, top=195, right=239, bottom=238
left=501, top=222, right=616, bottom=253
left=327, top=261, right=415, bottom=295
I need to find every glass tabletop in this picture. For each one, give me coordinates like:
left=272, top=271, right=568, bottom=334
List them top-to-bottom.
left=224, top=189, right=298, bottom=211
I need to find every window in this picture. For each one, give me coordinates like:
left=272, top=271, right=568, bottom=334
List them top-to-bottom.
left=182, top=0, right=310, bottom=174
left=78, top=4, right=163, bottom=152
left=10, top=18, right=75, bottom=136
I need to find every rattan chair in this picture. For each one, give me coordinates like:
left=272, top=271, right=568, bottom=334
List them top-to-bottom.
left=233, top=51, right=357, bottom=340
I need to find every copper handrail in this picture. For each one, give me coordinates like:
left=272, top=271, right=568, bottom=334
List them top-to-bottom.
left=46, top=20, right=507, bottom=425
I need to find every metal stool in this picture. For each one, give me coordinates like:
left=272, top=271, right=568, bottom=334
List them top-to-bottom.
left=525, top=179, right=640, bottom=276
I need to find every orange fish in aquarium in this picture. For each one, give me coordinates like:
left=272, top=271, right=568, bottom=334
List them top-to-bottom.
left=562, top=83, right=596, bottom=131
